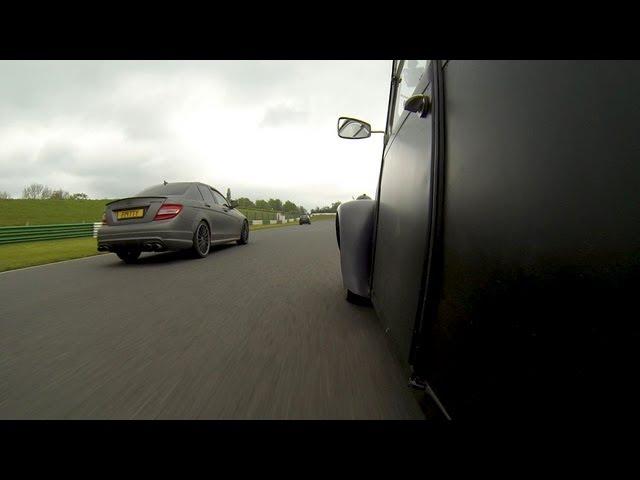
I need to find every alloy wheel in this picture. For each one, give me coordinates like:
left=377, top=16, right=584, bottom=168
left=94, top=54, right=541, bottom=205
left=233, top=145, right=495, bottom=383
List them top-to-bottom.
left=197, top=223, right=210, bottom=255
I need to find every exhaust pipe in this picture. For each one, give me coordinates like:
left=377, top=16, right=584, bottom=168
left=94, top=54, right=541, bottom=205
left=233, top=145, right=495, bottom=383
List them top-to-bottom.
left=140, top=242, right=165, bottom=251
left=97, top=245, right=110, bottom=252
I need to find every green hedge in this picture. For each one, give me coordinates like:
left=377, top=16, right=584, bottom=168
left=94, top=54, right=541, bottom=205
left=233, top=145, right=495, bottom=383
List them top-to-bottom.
left=0, top=199, right=109, bottom=227
left=238, top=208, right=277, bottom=222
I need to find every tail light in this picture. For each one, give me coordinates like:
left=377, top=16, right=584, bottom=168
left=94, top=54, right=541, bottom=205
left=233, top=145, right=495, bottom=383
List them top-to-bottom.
left=154, top=203, right=183, bottom=221
left=101, top=212, right=107, bottom=224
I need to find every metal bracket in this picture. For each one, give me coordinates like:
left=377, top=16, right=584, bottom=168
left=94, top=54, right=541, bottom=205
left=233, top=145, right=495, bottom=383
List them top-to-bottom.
left=408, top=374, right=452, bottom=421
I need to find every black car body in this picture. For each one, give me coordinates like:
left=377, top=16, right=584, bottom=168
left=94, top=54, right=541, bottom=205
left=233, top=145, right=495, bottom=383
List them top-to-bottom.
left=335, top=61, right=640, bottom=421
left=299, top=214, right=311, bottom=225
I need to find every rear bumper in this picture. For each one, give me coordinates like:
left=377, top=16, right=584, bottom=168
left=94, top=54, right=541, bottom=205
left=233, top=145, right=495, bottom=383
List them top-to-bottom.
left=97, top=223, right=193, bottom=252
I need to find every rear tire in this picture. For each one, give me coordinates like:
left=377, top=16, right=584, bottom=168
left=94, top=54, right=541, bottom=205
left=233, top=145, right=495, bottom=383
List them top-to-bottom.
left=192, top=221, right=211, bottom=258
left=237, top=221, right=249, bottom=245
left=116, top=249, right=141, bottom=264
left=346, top=289, right=372, bottom=306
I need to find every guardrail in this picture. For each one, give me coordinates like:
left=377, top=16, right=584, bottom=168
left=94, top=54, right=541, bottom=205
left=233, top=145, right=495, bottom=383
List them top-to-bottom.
left=238, top=208, right=302, bottom=221
left=0, top=218, right=304, bottom=245
left=251, top=218, right=299, bottom=225
left=0, top=222, right=102, bottom=245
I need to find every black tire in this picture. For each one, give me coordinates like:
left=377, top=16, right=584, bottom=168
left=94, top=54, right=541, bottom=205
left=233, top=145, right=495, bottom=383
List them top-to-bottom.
left=237, top=220, right=249, bottom=245
left=192, top=221, right=211, bottom=258
left=116, top=248, right=141, bottom=264
left=346, top=289, right=372, bottom=306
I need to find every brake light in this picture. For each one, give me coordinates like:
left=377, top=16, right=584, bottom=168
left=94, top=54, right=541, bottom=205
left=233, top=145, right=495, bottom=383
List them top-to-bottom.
left=154, top=203, right=183, bottom=221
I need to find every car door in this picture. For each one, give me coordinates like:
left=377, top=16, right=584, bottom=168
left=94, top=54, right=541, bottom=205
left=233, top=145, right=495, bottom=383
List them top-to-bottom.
left=371, top=60, right=434, bottom=369
left=195, top=184, right=223, bottom=242
left=210, top=188, right=241, bottom=239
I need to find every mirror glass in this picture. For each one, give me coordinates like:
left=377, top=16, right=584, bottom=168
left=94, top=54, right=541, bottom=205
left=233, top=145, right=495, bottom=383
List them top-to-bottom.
left=337, top=117, right=371, bottom=139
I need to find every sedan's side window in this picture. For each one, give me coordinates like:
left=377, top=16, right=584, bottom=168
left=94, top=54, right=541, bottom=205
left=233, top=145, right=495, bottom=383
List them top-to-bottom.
left=188, top=185, right=205, bottom=201
left=197, top=185, right=216, bottom=205
left=211, top=189, right=228, bottom=206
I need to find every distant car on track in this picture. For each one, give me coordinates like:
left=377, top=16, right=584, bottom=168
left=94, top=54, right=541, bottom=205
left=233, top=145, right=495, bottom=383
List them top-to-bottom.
left=97, top=182, right=249, bottom=263
left=299, top=214, right=311, bottom=225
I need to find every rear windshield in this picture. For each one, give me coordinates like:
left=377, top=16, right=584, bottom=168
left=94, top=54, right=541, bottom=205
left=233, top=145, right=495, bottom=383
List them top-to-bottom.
left=135, top=183, right=190, bottom=196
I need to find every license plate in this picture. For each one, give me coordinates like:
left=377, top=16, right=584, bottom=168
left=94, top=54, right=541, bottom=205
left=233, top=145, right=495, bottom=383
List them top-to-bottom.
left=116, top=208, right=144, bottom=220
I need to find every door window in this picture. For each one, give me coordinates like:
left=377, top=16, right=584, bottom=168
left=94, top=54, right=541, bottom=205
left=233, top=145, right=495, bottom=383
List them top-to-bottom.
left=391, top=60, right=429, bottom=134
left=197, top=185, right=216, bottom=205
left=211, top=189, right=228, bottom=206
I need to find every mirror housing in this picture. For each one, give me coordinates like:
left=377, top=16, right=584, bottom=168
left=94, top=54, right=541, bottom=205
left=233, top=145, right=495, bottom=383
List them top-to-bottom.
left=337, top=117, right=372, bottom=139
left=229, top=200, right=238, bottom=209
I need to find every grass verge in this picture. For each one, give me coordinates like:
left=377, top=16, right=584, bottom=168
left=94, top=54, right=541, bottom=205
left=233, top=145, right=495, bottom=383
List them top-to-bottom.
left=0, top=199, right=109, bottom=226
left=0, top=219, right=327, bottom=273
left=0, top=237, right=103, bottom=273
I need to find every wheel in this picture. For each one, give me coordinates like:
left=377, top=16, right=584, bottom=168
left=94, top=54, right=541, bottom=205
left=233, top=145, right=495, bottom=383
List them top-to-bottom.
left=237, top=220, right=249, bottom=245
left=192, top=221, right=211, bottom=258
left=116, top=248, right=141, bottom=264
left=346, top=289, right=372, bottom=306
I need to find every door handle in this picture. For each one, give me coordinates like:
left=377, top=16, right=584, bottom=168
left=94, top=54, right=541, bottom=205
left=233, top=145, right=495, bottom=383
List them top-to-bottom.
left=404, top=94, right=431, bottom=118
left=205, top=203, right=211, bottom=207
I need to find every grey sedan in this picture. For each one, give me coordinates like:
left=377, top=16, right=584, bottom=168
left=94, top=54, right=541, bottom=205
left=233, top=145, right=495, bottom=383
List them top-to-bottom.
left=97, top=182, right=249, bottom=263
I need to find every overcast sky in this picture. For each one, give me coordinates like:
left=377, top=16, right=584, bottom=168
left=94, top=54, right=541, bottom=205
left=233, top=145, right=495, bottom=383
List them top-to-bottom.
left=0, top=61, right=391, bottom=210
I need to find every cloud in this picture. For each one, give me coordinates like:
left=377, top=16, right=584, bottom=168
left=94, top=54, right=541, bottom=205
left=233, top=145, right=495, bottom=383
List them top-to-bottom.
left=0, top=60, right=392, bottom=208
left=259, top=104, right=309, bottom=127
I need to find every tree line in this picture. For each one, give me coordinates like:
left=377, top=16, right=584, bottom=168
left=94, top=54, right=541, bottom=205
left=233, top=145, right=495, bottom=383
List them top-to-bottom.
left=0, top=184, right=89, bottom=200
left=21, top=184, right=88, bottom=200
left=1, top=185, right=357, bottom=215
left=229, top=190, right=369, bottom=216
left=307, top=194, right=370, bottom=214
left=309, top=194, right=370, bottom=213
left=233, top=196, right=307, bottom=215
left=310, top=202, right=341, bottom=214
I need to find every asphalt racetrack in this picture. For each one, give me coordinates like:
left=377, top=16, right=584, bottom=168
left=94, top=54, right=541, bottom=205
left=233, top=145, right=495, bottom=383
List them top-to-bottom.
left=0, top=220, right=423, bottom=419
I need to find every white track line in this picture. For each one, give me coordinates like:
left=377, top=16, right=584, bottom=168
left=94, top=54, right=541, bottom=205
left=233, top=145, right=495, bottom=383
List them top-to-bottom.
left=0, top=253, right=110, bottom=276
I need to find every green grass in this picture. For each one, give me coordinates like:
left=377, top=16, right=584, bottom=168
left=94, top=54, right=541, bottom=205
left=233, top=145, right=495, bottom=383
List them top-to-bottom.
left=0, top=199, right=110, bottom=226
left=0, top=200, right=307, bottom=227
left=0, top=222, right=306, bottom=272
left=0, top=237, right=103, bottom=272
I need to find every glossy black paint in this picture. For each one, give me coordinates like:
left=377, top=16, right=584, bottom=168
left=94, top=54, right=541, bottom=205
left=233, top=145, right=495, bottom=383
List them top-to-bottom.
left=372, top=61, right=640, bottom=420
left=372, top=77, right=434, bottom=367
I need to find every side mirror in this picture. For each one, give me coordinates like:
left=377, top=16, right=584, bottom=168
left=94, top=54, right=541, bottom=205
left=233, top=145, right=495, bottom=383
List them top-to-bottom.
left=337, top=117, right=372, bottom=139
left=229, top=200, right=238, bottom=209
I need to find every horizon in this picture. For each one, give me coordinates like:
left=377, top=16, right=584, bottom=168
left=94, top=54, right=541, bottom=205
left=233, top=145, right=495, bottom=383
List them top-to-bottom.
left=0, top=60, right=391, bottom=210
